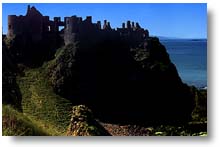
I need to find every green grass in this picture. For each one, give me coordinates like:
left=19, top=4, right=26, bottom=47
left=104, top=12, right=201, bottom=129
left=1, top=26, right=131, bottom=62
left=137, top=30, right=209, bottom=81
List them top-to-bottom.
left=5, top=58, right=207, bottom=136
left=16, top=67, right=73, bottom=135
left=191, top=87, right=207, bottom=122
left=2, top=105, right=48, bottom=136
left=152, top=122, right=207, bottom=136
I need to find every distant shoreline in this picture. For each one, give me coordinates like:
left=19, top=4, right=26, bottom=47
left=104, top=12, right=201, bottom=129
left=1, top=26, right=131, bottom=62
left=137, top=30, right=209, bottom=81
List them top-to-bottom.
left=159, top=38, right=207, bottom=41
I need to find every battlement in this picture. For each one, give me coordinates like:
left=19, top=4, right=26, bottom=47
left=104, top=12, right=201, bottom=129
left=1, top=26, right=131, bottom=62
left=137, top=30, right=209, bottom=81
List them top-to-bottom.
left=7, top=5, right=149, bottom=45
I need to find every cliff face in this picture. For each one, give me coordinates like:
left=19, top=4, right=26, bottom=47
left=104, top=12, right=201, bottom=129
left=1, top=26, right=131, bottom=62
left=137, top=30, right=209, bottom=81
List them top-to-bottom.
left=3, top=6, right=206, bottom=135
left=6, top=33, right=62, bottom=67
left=48, top=36, right=195, bottom=124
left=2, top=38, right=22, bottom=111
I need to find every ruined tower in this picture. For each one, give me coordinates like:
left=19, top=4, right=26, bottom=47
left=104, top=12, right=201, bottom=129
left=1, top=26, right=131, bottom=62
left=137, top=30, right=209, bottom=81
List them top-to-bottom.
left=7, top=5, right=149, bottom=46
left=7, top=5, right=44, bottom=42
left=7, top=15, right=17, bottom=39
left=64, top=16, right=79, bottom=44
left=127, top=21, right=131, bottom=29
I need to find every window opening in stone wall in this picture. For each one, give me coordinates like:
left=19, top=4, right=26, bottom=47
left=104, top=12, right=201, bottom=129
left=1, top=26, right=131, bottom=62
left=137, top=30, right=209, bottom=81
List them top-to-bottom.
left=48, top=26, right=51, bottom=31
left=59, top=26, right=64, bottom=31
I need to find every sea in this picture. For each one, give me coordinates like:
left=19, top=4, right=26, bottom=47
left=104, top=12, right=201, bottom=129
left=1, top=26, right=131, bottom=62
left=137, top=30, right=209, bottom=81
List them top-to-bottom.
left=160, top=39, right=207, bottom=88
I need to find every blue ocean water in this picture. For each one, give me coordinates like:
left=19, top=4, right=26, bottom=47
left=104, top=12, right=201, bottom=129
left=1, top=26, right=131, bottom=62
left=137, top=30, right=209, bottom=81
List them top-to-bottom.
left=160, top=39, right=207, bottom=88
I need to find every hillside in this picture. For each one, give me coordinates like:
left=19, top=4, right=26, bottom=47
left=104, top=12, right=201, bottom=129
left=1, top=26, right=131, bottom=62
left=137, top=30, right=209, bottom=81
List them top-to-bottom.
left=2, top=5, right=207, bottom=136
left=2, top=36, right=207, bottom=136
left=47, top=37, right=195, bottom=124
left=16, top=67, right=73, bottom=135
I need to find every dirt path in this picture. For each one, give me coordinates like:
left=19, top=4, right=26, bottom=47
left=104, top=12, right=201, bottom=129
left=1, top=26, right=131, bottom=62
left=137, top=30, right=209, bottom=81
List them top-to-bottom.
left=100, top=122, right=152, bottom=136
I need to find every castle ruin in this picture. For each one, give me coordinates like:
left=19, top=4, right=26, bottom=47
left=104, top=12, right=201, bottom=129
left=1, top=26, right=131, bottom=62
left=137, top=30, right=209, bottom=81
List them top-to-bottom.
left=7, top=5, right=149, bottom=46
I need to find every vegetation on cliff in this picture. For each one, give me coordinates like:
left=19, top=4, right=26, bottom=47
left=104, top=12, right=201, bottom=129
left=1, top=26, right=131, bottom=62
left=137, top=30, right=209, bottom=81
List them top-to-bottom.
left=2, top=34, right=207, bottom=136
left=46, top=36, right=194, bottom=124
left=2, top=39, right=22, bottom=111
left=47, top=43, right=79, bottom=98
left=16, top=67, right=73, bottom=135
left=190, top=87, right=207, bottom=121
left=2, top=105, right=48, bottom=136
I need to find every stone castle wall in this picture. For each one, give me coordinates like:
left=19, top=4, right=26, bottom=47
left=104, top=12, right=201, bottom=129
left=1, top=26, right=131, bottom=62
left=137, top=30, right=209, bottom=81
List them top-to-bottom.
left=7, top=5, right=149, bottom=46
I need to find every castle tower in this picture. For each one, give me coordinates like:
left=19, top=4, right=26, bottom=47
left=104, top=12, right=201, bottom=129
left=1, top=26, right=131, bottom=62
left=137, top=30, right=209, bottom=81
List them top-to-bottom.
left=27, top=5, right=31, bottom=14
left=27, top=6, right=44, bottom=42
left=7, top=15, right=17, bottom=38
left=64, top=16, right=78, bottom=45
left=65, top=16, right=78, bottom=33
left=86, top=16, right=92, bottom=23
left=54, top=17, right=61, bottom=32
left=78, top=17, right=82, bottom=23
left=103, top=20, right=107, bottom=29
left=97, top=21, right=101, bottom=29
left=127, top=21, right=131, bottom=29
left=107, top=22, right=111, bottom=29
left=132, top=22, right=135, bottom=29
left=136, top=22, right=141, bottom=29
left=122, top=23, right=125, bottom=29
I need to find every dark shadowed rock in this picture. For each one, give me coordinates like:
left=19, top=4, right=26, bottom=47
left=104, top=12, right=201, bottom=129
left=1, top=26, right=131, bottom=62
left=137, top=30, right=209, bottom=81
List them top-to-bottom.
left=5, top=5, right=195, bottom=124
left=48, top=36, right=195, bottom=124
left=2, top=38, right=22, bottom=111
left=47, top=43, right=79, bottom=98
left=190, top=86, right=207, bottom=121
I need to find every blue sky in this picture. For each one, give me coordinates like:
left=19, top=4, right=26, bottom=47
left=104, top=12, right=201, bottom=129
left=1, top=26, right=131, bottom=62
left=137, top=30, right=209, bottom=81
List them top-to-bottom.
left=2, top=3, right=207, bottom=38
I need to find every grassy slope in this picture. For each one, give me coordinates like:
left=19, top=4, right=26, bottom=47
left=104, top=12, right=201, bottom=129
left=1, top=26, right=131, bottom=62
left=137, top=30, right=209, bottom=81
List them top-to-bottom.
left=6, top=65, right=207, bottom=136
left=6, top=66, right=207, bottom=136
left=16, top=67, right=73, bottom=135
left=2, top=105, right=48, bottom=136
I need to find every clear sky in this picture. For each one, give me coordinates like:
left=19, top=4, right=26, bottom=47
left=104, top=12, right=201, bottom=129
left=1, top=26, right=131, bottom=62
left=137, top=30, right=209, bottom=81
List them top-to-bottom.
left=2, top=3, right=207, bottom=38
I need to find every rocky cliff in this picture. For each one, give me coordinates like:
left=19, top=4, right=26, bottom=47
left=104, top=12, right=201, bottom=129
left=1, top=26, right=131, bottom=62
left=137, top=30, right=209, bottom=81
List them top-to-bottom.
left=3, top=6, right=206, bottom=135
left=47, top=36, right=195, bottom=124
left=2, top=38, right=22, bottom=111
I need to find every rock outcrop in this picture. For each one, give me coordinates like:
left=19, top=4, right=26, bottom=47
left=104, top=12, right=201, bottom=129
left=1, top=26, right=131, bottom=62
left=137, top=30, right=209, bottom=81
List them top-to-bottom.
left=5, top=5, right=195, bottom=124
left=48, top=36, right=195, bottom=124
left=2, top=37, right=22, bottom=111
left=47, top=43, right=79, bottom=98
left=66, top=105, right=110, bottom=136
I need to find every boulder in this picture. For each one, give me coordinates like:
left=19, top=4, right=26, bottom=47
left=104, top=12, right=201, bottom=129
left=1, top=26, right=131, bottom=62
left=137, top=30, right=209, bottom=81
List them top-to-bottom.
left=66, top=105, right=110, bottom=136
